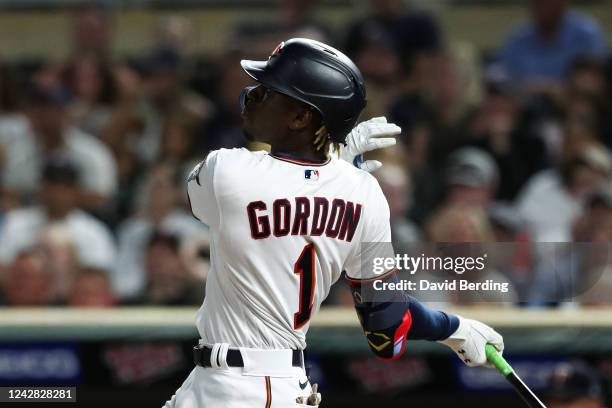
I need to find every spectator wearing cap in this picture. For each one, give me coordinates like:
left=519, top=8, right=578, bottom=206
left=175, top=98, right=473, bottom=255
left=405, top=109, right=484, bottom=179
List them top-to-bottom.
left=494, top=0, right=607, bottom=91
left=0, top=82, right=118, bottom=210
left=516, top=141, right=611, bottom=242
left=411, top=147, right=499, bottom=227
left=444, top=147, right=499, bottom=209
left=0, top=157, right=117, bottom=274
left=528, top=185, right=612, bottom=307
left=544, top=361, right=604, bottom=407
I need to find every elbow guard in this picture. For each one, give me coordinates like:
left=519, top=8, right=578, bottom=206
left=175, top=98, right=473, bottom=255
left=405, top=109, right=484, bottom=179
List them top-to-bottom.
left=346, top=271, right=412, bottom=360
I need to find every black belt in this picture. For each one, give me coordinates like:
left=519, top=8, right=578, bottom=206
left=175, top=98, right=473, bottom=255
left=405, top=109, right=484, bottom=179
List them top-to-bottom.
left=193, top=344, right=304, bottom=368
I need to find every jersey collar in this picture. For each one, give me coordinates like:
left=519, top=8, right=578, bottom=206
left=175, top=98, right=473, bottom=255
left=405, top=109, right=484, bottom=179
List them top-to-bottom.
left=269, top=152, right=331, bottom=166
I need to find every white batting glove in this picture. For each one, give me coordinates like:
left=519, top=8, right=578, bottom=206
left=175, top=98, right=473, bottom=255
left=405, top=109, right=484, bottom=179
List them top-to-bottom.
left=339, top=116, right=400, bottom=172
left=438, top=316, right=504, bottom=368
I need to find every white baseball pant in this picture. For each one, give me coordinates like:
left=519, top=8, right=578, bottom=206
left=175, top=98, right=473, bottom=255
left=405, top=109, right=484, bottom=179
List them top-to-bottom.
left=163, top=343, right=320, bottom=408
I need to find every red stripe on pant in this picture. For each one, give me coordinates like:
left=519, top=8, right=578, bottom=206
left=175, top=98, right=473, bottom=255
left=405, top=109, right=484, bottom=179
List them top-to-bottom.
left=265, top=376, right=271, bottom=408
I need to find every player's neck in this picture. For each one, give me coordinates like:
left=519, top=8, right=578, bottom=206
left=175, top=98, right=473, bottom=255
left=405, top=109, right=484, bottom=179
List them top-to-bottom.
left=270, top=143, right=327, bottom=163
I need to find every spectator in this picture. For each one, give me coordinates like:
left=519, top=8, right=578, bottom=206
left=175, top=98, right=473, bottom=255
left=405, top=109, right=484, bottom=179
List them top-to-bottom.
left=232, top=0, right=330, bottom=58
left=345, top=0, right=442, bottom=79
left=495, top=0, right=607, bottom=91
left=70, top=4, right=114, bottom=60
left=153, top=15, right=195, bottom=57
left=343, top=23, right=401, bottom=118
left=138, top=47, right=212, bottom=163
left=392, top=48, right=485, bottom=222
left=64, top=53, right=117, bottom=137
left=204, top=53, right=253, bottom=152
left=564, top=57, right=612, bottom=148
left=567, top=57, right=609, bottom=101
left=0, top=60, right=19, bottom=115
left=0, top=60, right=21, bottom=214
left=112, top=62, right=145, bottom=107
left=468, top=80, right=543, bottom=200
left=0, top=83, right=118, bottom=209
left=99, top=106, right=145, bottom=225
left=159, top=112, right=202, bottom=176
left=516, top=141, right=611, bottom=242
left=411, top=146, right=499, bottom=225
left=443, top=147, right=499, bottom=209
left=0, top=157, right=117, bottom=273
left=114, top=163, right=206, bottom=299
left=374, top=163, right=420, bottom=251
left=528, top=185, right=612, bottom=306
left=488, top=203, right=535, bottom=301
left=425, top=204, right=517, bottom=305
left=426, top=204, right=494, bottom=244
left=37, top=223, right=80, bottom=300
left=141, top=232, right=202, bottom=306
left=180, top=232, right=212, bottom=284
left=1, top=250, right=56, bottom=306
left=67, top=268, right=117, bottom=307
left=544, top=361, right=604, bottom=408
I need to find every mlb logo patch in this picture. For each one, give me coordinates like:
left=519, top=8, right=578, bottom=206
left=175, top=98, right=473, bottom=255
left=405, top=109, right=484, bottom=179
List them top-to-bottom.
left=304, top=169, right=319, bottom=180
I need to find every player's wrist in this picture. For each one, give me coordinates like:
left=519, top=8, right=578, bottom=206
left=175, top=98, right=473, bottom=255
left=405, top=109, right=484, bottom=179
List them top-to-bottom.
left=442, top=313, right=461, bottom=340
left=438, top=315, right=465, bottom=343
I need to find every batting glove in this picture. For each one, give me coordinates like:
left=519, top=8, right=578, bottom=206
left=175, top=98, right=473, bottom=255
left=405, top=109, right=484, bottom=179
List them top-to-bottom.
left=339, top=116, right=400, bottom=172
left=438, top=316, right=504, bottom=368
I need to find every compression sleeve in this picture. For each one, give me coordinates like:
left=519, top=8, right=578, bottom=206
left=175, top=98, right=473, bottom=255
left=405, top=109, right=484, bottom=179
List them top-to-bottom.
left=405, top=298, right=459, bottom=341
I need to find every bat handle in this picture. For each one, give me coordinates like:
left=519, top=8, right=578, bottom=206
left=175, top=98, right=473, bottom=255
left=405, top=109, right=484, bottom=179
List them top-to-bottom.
left=485, top=343, right=513, bottom=376
left=485, top=344, right=547, bottom=408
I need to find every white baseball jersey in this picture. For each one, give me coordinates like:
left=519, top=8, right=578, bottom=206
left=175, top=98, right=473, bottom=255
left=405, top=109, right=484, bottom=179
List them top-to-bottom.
left=187, top=148, right=391, bottom=350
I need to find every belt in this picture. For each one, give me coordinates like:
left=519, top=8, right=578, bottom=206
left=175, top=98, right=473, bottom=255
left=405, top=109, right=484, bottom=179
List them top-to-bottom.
left=193, top=344, right=304, bottom=368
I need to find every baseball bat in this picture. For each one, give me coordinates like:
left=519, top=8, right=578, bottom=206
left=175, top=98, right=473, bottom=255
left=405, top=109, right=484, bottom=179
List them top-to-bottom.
left=485, top=344, right=546, bottom=408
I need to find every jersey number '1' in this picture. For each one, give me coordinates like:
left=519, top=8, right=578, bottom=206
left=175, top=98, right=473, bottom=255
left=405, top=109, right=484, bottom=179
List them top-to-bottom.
left=294, top=244, right=316, bottom=329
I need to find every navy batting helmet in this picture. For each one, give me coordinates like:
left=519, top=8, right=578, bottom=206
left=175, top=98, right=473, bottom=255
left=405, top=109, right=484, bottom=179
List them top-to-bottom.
left=240, top=38, right=367, bottom=144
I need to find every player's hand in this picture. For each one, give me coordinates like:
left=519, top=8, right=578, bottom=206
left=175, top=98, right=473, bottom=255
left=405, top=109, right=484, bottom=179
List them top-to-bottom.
left=339, top=116, right=400, bottom=172
left=438, top=316, right=504, bottom=368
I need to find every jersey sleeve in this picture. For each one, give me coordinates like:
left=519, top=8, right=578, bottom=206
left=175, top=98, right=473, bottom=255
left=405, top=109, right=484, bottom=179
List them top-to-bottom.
left=187, top=150, right=221, bottom=229
left=343, top=178, right=394, bottom=281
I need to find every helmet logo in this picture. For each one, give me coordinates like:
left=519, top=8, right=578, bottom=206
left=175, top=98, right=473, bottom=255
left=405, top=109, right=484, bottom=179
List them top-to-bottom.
left=269, top=42, right=285, bottom=60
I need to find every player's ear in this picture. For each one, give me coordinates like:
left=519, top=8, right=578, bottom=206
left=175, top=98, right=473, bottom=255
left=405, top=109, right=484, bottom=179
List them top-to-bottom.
left=288, top=107, right=313, bottom=131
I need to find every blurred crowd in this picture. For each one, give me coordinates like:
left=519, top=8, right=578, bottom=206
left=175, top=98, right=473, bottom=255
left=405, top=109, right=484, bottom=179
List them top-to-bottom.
left=1, top=0, right=612, bottom=309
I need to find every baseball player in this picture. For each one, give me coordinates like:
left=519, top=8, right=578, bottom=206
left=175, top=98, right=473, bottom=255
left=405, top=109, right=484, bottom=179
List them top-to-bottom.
left=164, top=38, right=504, bottom=408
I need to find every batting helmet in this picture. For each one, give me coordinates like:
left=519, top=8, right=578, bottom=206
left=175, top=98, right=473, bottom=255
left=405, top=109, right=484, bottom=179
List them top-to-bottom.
left=240, top=38, right=367, bottom=144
